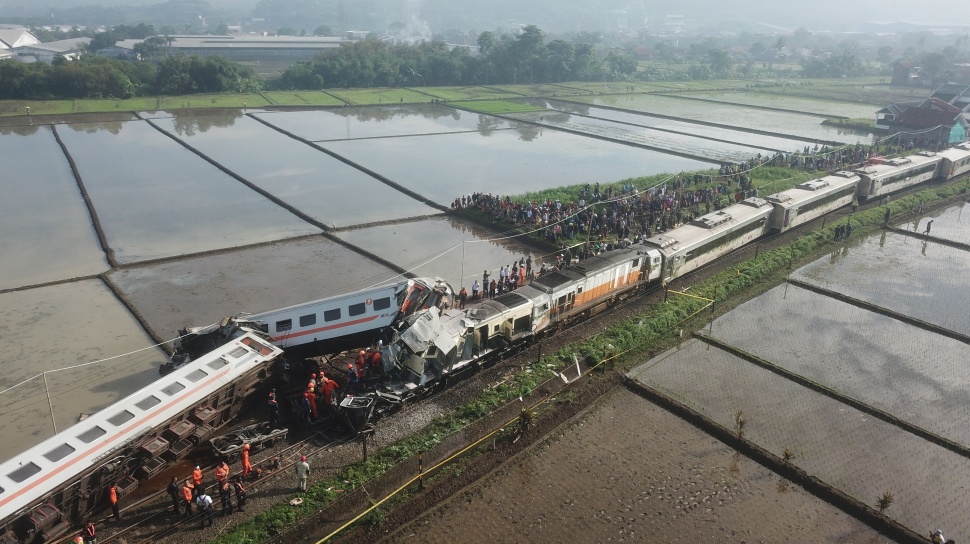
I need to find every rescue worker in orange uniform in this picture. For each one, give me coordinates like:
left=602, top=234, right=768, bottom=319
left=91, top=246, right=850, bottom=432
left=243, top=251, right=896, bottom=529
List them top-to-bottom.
left=367, top=348, right=383, bottom=380
left=355, top=350, right=366, bottom=373
left=308, top=373, right=317, bottom=392
left=321, top=374, right=337, bottom=411
left=305, top=388, right=318, bottom=419
left=241, top=443, right=252, bottom=478
left=215, top=461, right=229, bottom=486
left=192, top=465, right=203, bottom=490
left=181, top=480, right=194, bottom=516
left=109, top=484, right=121, bottom=522
left=82, top=520, right=96, bottom=544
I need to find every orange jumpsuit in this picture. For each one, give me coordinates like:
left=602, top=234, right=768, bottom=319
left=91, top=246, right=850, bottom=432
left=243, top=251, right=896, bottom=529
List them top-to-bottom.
left=305, top=389, right=318, bottom=419
left=241, top=448, right=252, bottom=477
left=215, top=463, right=228, bottom=484
left=192, top=467, right=203, bottom=487
left=182, top=482, right=194, bottom=513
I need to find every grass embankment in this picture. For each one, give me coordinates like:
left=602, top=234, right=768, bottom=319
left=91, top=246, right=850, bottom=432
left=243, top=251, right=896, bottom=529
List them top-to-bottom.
left=420, top=86, right=525, bottom=101
left=260, top=91, right=345, bottom=106
left=451, top=99, right=546, bottom=115
left=205, top=174, right=969, bottom=543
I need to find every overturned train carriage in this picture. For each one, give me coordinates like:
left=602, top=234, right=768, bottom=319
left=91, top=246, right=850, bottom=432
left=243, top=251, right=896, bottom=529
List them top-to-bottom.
left=0, top=333, right=283, bottom=544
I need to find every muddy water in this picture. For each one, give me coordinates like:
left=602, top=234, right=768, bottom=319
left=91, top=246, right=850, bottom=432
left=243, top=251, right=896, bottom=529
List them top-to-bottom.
left=567, top=94, right=872, bottom=143
left=528, top=98, right=809, bottom=152
left=254, top=104, right=504, bottom=141
left=506, top=109, right=769, bottom=162
left=152, top=115, right=439, bottom=227
left=55, top=120, right=319, bottom=263
left=0, top=126, right=107, bottom=290
left=321, top=128, right=712, bottom=206
left=336, top=217, right=539, bottom=290
left=791, top=228, right=970, bottom=336
left=108, top=236, right=396, bottom=340
left=0, top=280, right=167, bottom=462
left=707, top=282, right=970, bottom=447
left=629, top=338, right=970, bottom=538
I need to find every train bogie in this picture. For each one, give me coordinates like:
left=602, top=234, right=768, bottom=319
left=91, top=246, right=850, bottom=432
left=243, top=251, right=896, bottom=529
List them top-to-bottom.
left=855, top=152, right=942, bottom=201
left=766, top=172, right=860, bottom=232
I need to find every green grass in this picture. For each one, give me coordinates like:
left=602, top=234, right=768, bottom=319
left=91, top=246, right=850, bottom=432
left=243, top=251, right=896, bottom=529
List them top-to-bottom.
left=496, top=84, right=589, bottom=97
left=419, top=86, right=524, bottom=101
left=327, top=87, right=432, bottom=105
left=260, top=91, right=345, bottom=106
left=156, top=93, right=269, bottom=110
left=71, top=97, right=160, bottom=113
left=452, top=99, right=546, bottom=115
left=0, top=100, right=74, bottom=116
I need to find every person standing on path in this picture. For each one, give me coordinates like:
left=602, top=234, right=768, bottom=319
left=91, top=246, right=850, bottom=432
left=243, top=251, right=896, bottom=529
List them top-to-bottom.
left=925, top=220, right=933, bottom=235
left=241, top=443, right=253, bottom=478
left=296, top=455, right=310, bottom=491
left=167, top=477, right=182, bottom=516
left=232, top=477, right=247, bottom=512
left=181, top=480, right=194, bottom=516
left=109, top=485, right=121, bottom=522
left=195, top=490, right=214, bottom=528
left=82, top=520, right=97, bottom=544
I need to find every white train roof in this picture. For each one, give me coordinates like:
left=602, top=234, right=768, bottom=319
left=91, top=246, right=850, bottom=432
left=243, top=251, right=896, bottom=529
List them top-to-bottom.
left=936, top=143, right=970, bottom=162
left=855, top=152, right=942, bottom=180
left=765, top=171, right=860, bottom=209
left=644, top=197, right=773, bottom=256
left=0, top=332, right=282, bottom=524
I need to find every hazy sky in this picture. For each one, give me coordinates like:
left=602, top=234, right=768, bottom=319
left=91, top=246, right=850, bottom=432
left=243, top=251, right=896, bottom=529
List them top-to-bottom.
left=11, top=0, right=970, bottom=31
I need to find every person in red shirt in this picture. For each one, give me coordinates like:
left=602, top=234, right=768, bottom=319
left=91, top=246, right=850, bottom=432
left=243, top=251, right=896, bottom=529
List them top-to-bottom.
left=241, top=444, right=252, bottom=478
left=109, top=485, right=121, bottom=522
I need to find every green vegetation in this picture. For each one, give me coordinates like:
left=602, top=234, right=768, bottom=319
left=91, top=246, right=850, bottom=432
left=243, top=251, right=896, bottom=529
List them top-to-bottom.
left=406, top=86, right=521, bottom=101
left=326, top=88, right=431, bottom=105
left=259, top=91, right=345, bottom=106
left=156, top=93, right=269, bottom=109
left=72, top=97, right=159, bottom=112
left=452, top=100, right=546, bottom=115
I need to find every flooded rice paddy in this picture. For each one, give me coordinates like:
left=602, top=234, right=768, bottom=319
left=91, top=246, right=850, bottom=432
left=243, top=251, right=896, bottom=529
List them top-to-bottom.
left=665, top=91, right=882, bottom=120
left=566, top=94, right=873, bottom=144
left=527, top=98, right=809, bottom=152
left=253, top=104, right=508, bottom=141
left=506, top=109, right=771, bottom=162
left=151, top=114, right=439, bottom=227
left=56, top=120, right=319, bottom=263
left=0, top=127, right=107, bottom=290
left=321, top=127, right=712, bottom=206
left=902, top=199, right=970, bottom=245
left=629, top=207, right=970, bottom=538
left=336, top=217, right=539, bottom=290
left=791, top=230, right=970, bottom=336
left=107, top=236, right=396, bottom=341
left=0, top=280, right=166, bottom=462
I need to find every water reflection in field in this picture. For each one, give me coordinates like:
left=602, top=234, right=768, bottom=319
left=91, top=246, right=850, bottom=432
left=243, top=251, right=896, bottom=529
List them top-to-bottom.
left=567, top=94, right=872, bottom=144
left=528, top=99, right=810, bottom=152
left=254, top=104, right=504, bottom=141
left=506, top=109, right=768, bottom=162
left=153, top=115, right=439, bottom=227
left=56, top=120, right=319, bottom=263
left=0, top=127, right=107, bottom=290
left=322, top=128, right=712, bottom=206
left=336, top=217, right=540, bottom=290
left=791, top=227, right=970, bottom=336
left=108, top=236, right=397, bottom=339
left=0, top=280, right=166, bottom=462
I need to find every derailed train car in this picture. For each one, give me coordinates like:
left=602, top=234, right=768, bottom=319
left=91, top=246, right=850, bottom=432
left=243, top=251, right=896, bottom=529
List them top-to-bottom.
left=765, top=172, right=861, bottom=232
left=0, top=333, right=283, bottom=543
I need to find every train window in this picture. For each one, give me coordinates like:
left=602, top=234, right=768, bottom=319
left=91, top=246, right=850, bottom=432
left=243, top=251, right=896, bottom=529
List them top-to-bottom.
left=632, top=258, right=640, bottom=267
left=576, top=286, right=583, bottom=294
left=374, top=297, right=391, bottom=311
left=349, top=303, right=366, bottom=317
left=324, top=308, right=341, bottom=322
left=300, top=314, right=316, bottom=327
left=275, top=319, right=292, bottom=332
left=259, top=323, right=269, bottom=334
left=228, top=347, right=248, bottom=358
left=208, top=357, right=230, bottom=370
left=186, top=369, right=208, bottom=383
left=161, top=382, right=186, bottom=396
left=136, top=396, right=161, bottom=410
left=108, top=410, right=135, bottom=426
left=77, top=426, right=106, bottom=443
left=44, top=443, right=76, bottom=462
left=7, top=462, right=41, bottom=483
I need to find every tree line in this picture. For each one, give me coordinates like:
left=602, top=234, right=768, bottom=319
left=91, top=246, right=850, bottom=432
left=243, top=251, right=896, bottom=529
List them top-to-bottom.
left=274, top=26, right=636, bottom=89
left=0, top=55, right=260, bottom=100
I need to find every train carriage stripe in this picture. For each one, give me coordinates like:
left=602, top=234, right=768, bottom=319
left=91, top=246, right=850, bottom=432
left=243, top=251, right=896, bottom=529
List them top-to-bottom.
left=272, top=314, right=380, bottom=342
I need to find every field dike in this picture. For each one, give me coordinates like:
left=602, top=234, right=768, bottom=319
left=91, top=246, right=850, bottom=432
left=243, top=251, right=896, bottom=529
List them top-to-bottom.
left=195, top=176, right=970, bottom=543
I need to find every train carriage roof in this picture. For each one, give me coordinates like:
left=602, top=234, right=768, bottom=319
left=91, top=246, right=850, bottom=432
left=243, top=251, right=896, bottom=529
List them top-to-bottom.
left=765, top=171, right=860, bottom=209
left=643, top=197, right=773, bottom=256
left=531, top=268, right=586, bottom=293
left=462, top=291, right=532, bottom=323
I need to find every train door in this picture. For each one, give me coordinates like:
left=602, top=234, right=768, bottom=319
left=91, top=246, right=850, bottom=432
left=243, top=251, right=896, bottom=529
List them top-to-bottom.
left=477, top=325, right=489, bottom=352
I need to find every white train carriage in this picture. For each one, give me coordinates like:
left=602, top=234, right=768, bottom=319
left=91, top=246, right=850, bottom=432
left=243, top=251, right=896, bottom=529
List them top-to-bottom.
left=937, top=143, right=970, bottom=180
left=855, top=152, right=943, bottom=201
left=765, top=172, right=860, bottom=232
left=645, top=197, right=774, bottom=281
left=247, top=280, right=411, bottom=348
left=0, top=333, right=283, bottom=543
